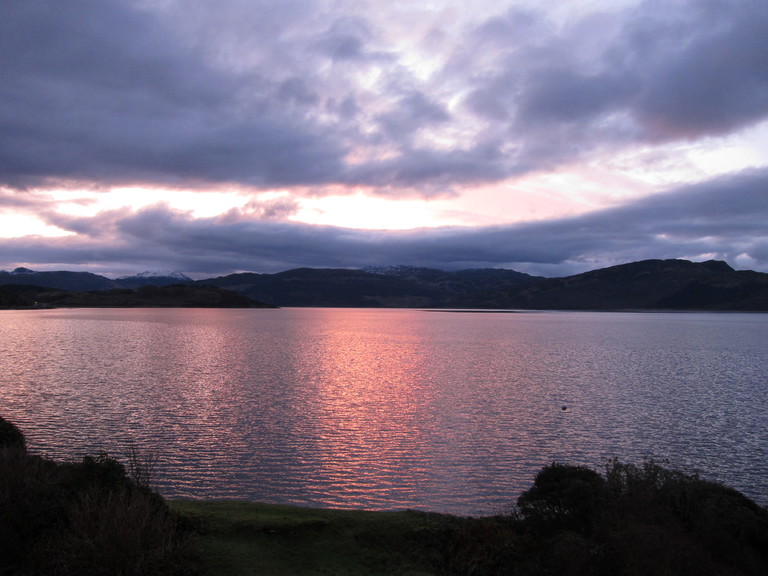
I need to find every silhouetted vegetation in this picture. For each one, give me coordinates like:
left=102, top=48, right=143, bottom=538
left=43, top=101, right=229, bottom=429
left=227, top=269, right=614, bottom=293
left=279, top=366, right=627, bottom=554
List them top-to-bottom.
left=0, top=283, right=273, bottom=309
left=0, top=415, right=26, bottom=450
left=0, top=416, right=199, bottom=575
left=445, top=459, right=768, bottom=576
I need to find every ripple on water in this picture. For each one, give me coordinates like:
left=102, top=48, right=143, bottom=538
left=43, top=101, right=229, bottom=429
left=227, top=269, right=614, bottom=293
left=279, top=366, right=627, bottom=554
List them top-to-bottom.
left=1, top=308, right=767, bottom=514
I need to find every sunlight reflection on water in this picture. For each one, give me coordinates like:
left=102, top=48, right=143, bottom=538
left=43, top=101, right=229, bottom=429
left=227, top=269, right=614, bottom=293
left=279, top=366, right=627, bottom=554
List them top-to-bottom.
left=1, top=308, right=767, bottom=515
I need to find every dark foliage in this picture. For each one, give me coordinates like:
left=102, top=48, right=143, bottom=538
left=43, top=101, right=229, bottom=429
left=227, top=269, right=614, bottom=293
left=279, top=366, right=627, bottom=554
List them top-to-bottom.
left=0, top=283, right=272, bottom=309
left=0, top=287, right=29, bottom=308
left=0, top=415, right=27, bottom=450
left=0, top=416, right=199, bottom=576
left=445, top=459, right=768, bottom=576
left=517, top=463, right=605, bottom=532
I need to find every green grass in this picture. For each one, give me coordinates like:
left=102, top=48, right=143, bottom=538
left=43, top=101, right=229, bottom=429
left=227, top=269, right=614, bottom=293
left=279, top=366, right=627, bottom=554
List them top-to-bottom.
left=170, top=461, right=768, bottom=576
left=170, top=500, right=457, bottom=576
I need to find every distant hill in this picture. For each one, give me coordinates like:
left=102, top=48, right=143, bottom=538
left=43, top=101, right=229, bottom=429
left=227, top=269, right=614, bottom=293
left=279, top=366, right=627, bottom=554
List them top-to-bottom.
left=2, top=259, right=767, bottom=310
left=201, top=259, right=768, bottom=310
left=487, top=259, right=768, bottom=311
left=362, top=265, right=540, bottom=297
left=201, top=266, right=540, bottom=308
left=0, top=267, right=117, bottom=291
left=0, top=268, right=194, bottom=291
left=200, top=268, right=444, bottom=307
left=116, top=271, right=193, bottom=288
left=0, top=284, right=273, bottom=309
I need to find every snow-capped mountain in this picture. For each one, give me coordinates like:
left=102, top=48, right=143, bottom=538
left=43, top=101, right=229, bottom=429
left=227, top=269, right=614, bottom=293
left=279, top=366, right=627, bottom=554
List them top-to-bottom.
left=117, top=271, right=193, bottom=287
left=118, top=271, right=192, bottom=281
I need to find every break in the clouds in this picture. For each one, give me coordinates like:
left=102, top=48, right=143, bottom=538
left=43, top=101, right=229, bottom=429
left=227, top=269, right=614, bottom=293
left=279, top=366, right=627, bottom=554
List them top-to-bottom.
left=1, top=0, right=768, bottom=276
left=3, top=168, right=767, bottom=278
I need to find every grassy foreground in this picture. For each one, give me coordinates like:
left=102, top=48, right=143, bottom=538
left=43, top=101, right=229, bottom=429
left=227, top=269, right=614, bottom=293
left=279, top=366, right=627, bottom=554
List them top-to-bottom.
left=170, top=459, right=768, bottom=576
left=169, top=500, right=455, bottom=576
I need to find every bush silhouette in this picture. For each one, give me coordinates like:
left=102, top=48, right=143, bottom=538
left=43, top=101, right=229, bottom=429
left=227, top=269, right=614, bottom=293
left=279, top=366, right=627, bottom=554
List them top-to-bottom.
left=0, top=415, right=199, bottom=575
left=0, top=415, right=26, bottom=451
left=447, top=459, right=768, bottom=576
left=598, top=459, right=768, bottom=575
left=517, top=462, right=605, bottom=532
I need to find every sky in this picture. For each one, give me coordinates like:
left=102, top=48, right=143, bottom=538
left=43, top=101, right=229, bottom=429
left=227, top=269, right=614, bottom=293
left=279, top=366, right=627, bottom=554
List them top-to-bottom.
left=1, top=0, right=767, bottom=278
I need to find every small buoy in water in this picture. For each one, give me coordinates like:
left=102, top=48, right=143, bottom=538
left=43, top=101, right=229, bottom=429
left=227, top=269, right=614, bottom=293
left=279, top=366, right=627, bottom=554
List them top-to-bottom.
left=561, top=405, right=568, bottom=411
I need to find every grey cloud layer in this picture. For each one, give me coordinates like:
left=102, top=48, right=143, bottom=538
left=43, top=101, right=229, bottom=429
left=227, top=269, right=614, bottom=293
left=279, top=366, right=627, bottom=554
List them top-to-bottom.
left=0, top=0, right=345, bottom=189
left=2, top=0, right=768, bottom=192
left=3, top=0, right=768, bottom=276
left=4, top=168, right=767, bottom=276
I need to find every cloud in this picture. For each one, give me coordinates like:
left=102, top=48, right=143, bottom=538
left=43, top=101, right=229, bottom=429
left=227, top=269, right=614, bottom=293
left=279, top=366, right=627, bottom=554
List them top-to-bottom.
left=0, top=0, right=347, bottom=190
left=1, top=0, right=767, bottom=278
left=2, top=0, right=766, bottom=196
left=459, top=0, right=768, bottom=167
left=630, top=0, right=768, bottom=139
left=313, top=16, right=388, bottom=62
left=375, top=91, right=451, bottom=140
left=3, top=168, right=767, bottom=277
left=0, top=188, right=46, bottom=210
left=223, top=197, right=301, bottom=221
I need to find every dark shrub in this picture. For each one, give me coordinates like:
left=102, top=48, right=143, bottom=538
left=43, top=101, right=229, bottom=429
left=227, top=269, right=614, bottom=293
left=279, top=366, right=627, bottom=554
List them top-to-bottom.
left=0, top=415, right=27, bottom=451
left=0, top=416, right=199, bottom=575
left=0, top=449, right=64, bottom=571
left=59, top=452, right=133, bottom=496
left=578, top=459, right=768, bottom=575
left=600, top=459, right=768, bottom=575
left=446, top=460, right=768, bottom=576
left=517, top=463, right=605, bottom=532
left=34, top=487, right=198, bottom=576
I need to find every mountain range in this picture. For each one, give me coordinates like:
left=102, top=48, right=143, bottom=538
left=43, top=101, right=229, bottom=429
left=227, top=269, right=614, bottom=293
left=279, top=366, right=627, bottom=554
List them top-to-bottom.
left=1, top=259, right=767, bottom=311
left=0, top=268, right=192, bottom=291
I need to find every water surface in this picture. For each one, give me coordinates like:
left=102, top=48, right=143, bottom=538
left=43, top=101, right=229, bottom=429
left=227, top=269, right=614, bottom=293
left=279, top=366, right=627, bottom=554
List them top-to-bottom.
left=1, top=308, right=766, bottom=515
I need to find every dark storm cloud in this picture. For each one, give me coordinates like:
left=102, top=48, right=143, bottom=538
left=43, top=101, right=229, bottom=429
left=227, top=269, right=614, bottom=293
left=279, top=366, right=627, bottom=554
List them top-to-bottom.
left=0, top=0, right=347, bottom=190
left=2, top=0, right=767, bottom=194
left=463, top=0, right=768, bottom=166
left=630, top=0, right=768, bottom=138
left=375, top=91, right=450, bottom=139
left=4, top=168, right=767, bottom=276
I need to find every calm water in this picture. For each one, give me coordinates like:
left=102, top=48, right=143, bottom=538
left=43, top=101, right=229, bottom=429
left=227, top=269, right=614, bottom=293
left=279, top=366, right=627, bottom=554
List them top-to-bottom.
left=1, top=308, right=767, bottom=515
